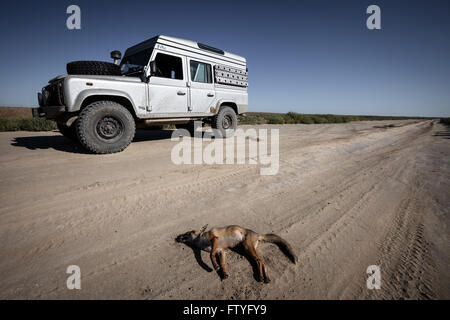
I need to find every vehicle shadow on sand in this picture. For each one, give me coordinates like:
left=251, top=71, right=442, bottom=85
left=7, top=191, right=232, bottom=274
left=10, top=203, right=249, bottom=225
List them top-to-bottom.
left=434, top=123, right=450, bottom=139
left=11, top=129, right=176, bottom=154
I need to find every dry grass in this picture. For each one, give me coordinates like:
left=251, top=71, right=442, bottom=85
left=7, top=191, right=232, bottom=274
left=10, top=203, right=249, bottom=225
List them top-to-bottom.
left=0, top=107, right=33, bottom=119
left=0, top=107, right=56, bottom=131
left=238, top=112, right=432, bottom=125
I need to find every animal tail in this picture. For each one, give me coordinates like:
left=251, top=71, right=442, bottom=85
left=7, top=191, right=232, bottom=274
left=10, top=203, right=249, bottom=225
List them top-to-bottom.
left=262, top=234, right=298, bottom=264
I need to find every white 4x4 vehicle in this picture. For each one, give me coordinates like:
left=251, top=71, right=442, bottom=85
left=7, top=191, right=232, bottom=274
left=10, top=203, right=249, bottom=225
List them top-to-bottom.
left=33, top=35, right=248, bottom=154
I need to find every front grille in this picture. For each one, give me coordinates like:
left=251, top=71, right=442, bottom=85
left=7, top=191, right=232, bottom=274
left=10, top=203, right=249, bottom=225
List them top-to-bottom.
left=42, top=82, right=63, bottom=106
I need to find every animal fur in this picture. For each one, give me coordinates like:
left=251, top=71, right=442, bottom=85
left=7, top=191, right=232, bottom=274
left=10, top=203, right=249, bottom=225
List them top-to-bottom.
left=176, top=224, right=297, bottom=283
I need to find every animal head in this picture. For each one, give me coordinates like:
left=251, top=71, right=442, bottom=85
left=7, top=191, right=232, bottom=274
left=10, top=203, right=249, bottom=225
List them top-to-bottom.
left=175, top=224, right=208, bottom=243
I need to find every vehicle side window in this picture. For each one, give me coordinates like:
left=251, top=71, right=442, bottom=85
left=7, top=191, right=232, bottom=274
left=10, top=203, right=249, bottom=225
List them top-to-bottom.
left=154, top=53, right=183, bottom=80
left=190, top=60, right=212, bottom=83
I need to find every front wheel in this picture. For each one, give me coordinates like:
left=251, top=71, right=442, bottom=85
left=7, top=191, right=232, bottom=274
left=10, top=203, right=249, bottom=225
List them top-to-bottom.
left=76, top=101, right=135, bottom=154
left=211, top=106, right=237, bottom=138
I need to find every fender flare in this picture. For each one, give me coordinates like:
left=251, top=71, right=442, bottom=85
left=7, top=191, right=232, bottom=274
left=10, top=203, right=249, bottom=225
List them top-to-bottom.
left=73, top=89, right=137, bottom=113
left=214, top=99, right=238, bottom=115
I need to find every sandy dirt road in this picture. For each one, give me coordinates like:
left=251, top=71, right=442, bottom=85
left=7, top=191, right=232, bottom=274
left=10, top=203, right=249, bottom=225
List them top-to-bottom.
left=0, top=120, right=449, bottom=299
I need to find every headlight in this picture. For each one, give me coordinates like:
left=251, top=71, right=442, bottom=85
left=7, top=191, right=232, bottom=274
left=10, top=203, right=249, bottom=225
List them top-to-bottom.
left=58, top=80, right=64, bottom=105
left=42, top=89, right=50, bottom=105
left=37, top=92, right=44, bottom=106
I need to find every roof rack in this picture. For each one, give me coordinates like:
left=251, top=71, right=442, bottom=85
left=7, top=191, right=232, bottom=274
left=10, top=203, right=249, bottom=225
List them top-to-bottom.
left=197, top=43, right=224, bottom=55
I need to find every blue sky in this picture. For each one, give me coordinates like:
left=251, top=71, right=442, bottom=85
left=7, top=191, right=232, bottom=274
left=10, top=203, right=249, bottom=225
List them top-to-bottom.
left=0, top=0, right=449, bottom=116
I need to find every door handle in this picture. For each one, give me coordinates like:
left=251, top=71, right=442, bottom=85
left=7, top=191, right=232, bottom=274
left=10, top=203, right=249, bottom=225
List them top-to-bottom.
left=177, top=91, right=186, bottom=96
left=207, top=93, right=214, bottom=97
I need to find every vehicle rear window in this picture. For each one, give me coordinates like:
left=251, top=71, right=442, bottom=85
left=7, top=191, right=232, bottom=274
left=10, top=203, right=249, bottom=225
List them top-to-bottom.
left=190, top=60, right=212, bottom=83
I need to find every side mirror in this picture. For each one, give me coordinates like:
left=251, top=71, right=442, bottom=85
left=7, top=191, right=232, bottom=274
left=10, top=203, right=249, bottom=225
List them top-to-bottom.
left=110, top=50, right=122, bottom=65
left=149, top=60, right=157, bottom=76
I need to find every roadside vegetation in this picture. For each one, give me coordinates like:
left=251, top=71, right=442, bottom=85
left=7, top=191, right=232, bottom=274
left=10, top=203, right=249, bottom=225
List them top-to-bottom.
left=0, top=107, right=438, bottom=132
left=0, top=107, right=57, bottom=131
left=238, top=112, right=431, bottom=125
left=0, top=118, right=57, bottom=131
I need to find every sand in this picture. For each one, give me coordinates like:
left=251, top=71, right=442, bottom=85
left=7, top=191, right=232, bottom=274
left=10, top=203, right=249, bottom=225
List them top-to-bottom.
left=0, top=119, right=448, bottom=299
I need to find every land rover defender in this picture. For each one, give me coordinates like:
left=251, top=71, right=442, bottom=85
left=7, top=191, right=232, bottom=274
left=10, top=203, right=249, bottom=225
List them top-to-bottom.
left=32, top=35, right=248, bottom=154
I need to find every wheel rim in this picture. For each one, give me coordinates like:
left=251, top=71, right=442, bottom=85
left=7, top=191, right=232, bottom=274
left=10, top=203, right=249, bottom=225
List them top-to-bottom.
left=222, top=115, right=233, bottom=129
left=96, top=116, right=123, bottom=140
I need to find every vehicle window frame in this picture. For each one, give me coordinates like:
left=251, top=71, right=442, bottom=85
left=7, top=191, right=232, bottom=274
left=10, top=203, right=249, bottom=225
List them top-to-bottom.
left=152, top=52, right=184, bottom=81
left=189, top=59, right=213, bottom=84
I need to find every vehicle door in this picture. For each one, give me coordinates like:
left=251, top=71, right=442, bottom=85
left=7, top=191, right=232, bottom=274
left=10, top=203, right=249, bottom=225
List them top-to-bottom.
left=148, top=52, right=188, bottom=113
left=187, top=58, right=215, bottom=113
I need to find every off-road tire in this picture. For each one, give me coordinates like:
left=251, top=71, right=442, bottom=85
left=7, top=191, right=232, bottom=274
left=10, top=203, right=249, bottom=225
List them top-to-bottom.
left=66, top=61, right=121, bottom=76
left=76, top=101, right=135, bottom=154
left=211, top=106, right=237, bottom=138
left=57, top=121, right=78, bottom=141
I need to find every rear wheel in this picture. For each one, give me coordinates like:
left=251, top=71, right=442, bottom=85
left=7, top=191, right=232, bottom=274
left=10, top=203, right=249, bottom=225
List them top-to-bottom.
left=76, top=101, right=135, bottom=154
left=211, top=106, right=237, bottom=138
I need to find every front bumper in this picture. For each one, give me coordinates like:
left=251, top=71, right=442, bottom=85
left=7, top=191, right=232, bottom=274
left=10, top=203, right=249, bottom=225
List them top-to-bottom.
left=33, top=78, right=67, bottom=119
left=33, top=89, right=65, bottom=119
left=32, top=105, right=65, bottom=119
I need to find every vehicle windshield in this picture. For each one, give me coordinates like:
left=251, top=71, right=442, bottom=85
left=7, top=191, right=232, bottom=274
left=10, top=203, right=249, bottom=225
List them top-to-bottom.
left=120, top=48, right=153, bottom=75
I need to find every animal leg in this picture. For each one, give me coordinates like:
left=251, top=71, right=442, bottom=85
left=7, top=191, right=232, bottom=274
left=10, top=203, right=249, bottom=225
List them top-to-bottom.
left=210, top=237, right=219, bottom=271
left=244, top=241, right=267, bottom=283
left=218, top=250, right=229, bottom=279
left=261, top=260, right=271, bottom=283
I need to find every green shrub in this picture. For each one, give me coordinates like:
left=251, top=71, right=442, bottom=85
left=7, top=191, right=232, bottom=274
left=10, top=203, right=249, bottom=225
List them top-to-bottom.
left=242, top=112, right=431, bottom=126
left=286, top=112, right=301, bottom=123
left=238, top=114, right=266, bottom=125
left=266, top=114, right=285, bottom=124
left=299, top=115, right=314, bottom=124
left=310, top=116, right=327, bottom=124
left=0, top=118, right=57, bottom=131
